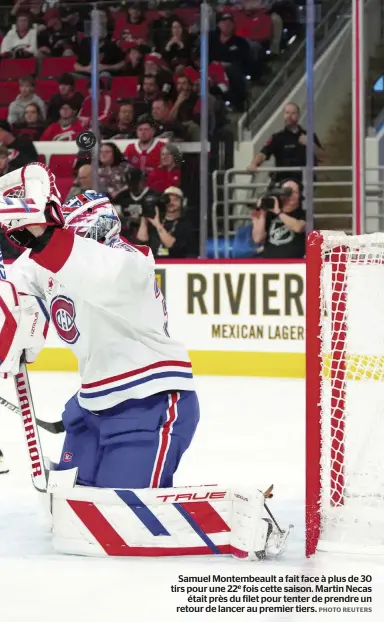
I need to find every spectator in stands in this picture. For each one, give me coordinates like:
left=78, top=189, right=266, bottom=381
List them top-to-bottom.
left=30, top=0, right=48, bottom=28
left=113, top=2, right=148, bottom=46
left=149, top=3, right=178, bottom=51
left=37, top=7, right=77, bottom=57
left=74, top=8, right=125, bottom=80
left=1, top=11, right=38, bottom=57
left=209, top=13, right=252, bottom=111
left=161, top=19, right=191, bottom=68
left=123, top=45, right=144, bottom=77
left=144, top=53, right=174, bottom=99
left=46, top=73, right=84, bottom=123
left=169, top=74, right=200, bottom=141
left=135, top=75, right=162, bottom=117
left=8, top=76, right=45, bottom=126
left=78, top=79, right=112, bottom=125
left=151, top=97, right=185, bottom=140
left=101, top=101, right=136, bottom=139
left=12, top=102, right=46, bottom=141
left=40, top=102, right=86, bottom=141
left=247, top=102, right=325, bottom=183
left=124, top=115, right=166, bottom=173
left=0, top=120, right=38, bottom=169
left=99, top=142, right=129, bottom=199
left=147, top=143, right=181, bottom=193
left=66, top=163, right=93, bottom=202
left=252, top=179, right=306, bottom=258
left=136, top=186, right=193, bottom=258
left=232, top=210, right=264, bottom=258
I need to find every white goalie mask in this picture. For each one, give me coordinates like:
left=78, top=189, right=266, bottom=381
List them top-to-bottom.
left=62, top=191, right=121, bottom=243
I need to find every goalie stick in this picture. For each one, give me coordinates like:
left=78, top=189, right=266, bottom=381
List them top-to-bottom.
left=0, top=243, right=48, bottom=492
left=0, top=395, right=64, bottom=434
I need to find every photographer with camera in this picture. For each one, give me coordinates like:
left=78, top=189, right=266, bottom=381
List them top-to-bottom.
left=252, top=179, right=306, bottom=259
left=136, top=186, right=193, bottom=258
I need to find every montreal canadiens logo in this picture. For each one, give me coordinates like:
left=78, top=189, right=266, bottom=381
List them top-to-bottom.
left=50, top=296, right=80, bottom=344
left=63, top=452, right=72, bottom=463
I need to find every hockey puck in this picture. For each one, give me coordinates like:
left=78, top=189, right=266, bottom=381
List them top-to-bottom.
left=76, top=130, right=97, bottom=152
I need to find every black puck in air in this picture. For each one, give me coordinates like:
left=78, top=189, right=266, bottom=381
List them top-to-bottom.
left=76, top=131, right=97, bottom=151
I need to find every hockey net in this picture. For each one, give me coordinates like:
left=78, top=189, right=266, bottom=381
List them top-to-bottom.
left=306, top=230, right=384, bottom=556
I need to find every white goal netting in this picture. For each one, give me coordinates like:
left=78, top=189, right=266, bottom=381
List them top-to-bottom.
left=317, top=232, right=384, bottom=554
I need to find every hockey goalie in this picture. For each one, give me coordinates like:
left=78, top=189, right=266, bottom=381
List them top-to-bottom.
left=0, top=162, right=292, bottom=559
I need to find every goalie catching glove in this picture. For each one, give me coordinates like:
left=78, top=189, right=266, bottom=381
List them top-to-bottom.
left=0, top=163, right=63, bottom=249
left=0, top=280, right=48, bottom=375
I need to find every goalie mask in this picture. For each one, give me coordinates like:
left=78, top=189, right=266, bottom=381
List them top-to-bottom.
left=62, top=191, right=121, bottom=243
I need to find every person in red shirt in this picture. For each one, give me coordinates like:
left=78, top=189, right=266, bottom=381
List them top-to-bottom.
left=113, top=3, right=148, bottom=48
left=78, top=79, right=112, bottom=125
left=40, top=102, right=86, bottom=141
left=124, top=115, right=167, bottom=174
left=147, top=143, right=181, bottom=193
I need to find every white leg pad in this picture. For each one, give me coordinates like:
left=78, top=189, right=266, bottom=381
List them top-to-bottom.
left=49, top=482, right=292, bottom=559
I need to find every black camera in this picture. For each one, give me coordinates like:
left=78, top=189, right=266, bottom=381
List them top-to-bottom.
left=256, top=186, right=293, bottom=211
left=141, top=192, right=170, bottom=219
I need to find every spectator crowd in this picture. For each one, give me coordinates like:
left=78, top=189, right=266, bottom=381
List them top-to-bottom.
left=0, top=0, right=309, bottom=259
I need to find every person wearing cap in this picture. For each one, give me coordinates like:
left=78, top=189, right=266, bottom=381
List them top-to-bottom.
left=37, top=7, right=77, bottom=58
left=209, top=12, right=252, bottom=111
left=144, top=53, right=175, bottom=99
left=46, top=73, right=84, bottom=123
left=8, top=75, right=45, bottom=126
left=40, top=102, right=86, bottom=142
left=146, top=143, right=182, bottom=193
left=136, top=186, right=193, bottom=258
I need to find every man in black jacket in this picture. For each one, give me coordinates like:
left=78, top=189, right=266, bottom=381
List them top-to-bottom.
left=209, top=13, right=252, bottom=110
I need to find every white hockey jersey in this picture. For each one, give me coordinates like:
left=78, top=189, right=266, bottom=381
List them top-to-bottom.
left=7, top=229, right=194, bottom=411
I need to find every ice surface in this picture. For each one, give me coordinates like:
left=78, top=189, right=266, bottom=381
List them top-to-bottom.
left=0, top=373, right=383, bottom=621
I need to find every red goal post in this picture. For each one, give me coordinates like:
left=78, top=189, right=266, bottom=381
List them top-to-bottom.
left=306, top=230, right=384, bottom=556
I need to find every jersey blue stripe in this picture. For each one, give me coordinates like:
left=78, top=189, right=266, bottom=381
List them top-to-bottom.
left=36, top=297, right=50, bottom=323
left=79, top=371, right=193, bottom=399
left=116, top=490, right=170, bottom=536
left=174, top=503, right=222, bottom=554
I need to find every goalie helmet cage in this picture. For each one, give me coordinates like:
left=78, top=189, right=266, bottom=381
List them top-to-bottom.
left=306, top=230, right=384, bottom=556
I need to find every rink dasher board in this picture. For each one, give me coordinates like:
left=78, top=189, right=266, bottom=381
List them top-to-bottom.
left=20, top=260, right=309, bottom=378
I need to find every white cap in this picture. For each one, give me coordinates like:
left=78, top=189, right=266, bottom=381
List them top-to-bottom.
left=163, top=186, right=183, bottom=198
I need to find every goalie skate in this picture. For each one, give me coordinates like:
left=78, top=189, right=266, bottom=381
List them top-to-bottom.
left=0, top=449, right=9, bottom=474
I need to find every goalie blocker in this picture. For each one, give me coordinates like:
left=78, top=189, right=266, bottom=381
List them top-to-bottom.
left=47, top=470, right=292, bottom=560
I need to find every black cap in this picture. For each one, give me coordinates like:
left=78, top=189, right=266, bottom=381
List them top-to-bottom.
left=76, top=131, right=97, bottom=152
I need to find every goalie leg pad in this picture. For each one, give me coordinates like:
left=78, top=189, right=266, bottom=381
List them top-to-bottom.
left=58, top=391, right=199, bottom=489
left=49, top=482, right=292, bottom=559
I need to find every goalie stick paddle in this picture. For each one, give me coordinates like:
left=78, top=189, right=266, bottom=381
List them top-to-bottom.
left=0, top=244, right=48, bottom=492
left=0, top=395, right=64, bottom=434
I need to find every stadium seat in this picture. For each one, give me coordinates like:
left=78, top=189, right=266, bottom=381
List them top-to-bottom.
left=40, top=56, right=76, bottom=78
left=0, top=58, right=37, bottom=80
left=110, top=76, right=138, bottom=99
left=75, top=78, right=88, bottom=96
left=0, top=80, right=19, bottom=105
left=35, top=80, right=59, bottom=101
left=0, top=107, right=8, bottom=119
left=49, top=154, right=78, bottom=178
left=56, top=177, right=74, bottom=202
